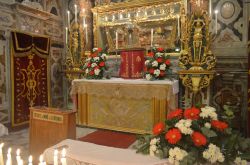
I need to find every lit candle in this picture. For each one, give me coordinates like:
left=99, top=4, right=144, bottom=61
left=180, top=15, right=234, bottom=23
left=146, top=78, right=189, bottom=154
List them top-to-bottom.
left=209, top=0, right=212, bottom=17
left=74, top=4, right=77, bottom=23
left=67, top=10, right=70, bottom=30
left=214, top=10, right=218, bottom=34
left=177, top=15, right=180, bottom=37
left=82, top=17, right=86, bottom=28
left=85, top=24, right=88, bottom=44
left=65, top=27, right=68, bottom=45
left=150, top=28, right=154, bottom=47
left=115, top=31, right=118, bottom=49
left=0, top=143, right=4, bottom=165
left=6, top=148, right=12, bottom=165
left=61, top=148, right=67, bottom=165
left=16, top=149, right=21, bottom=165
left=53, top=150, right=58, bottom=165
left=28, top=155, right=33, bottom=165
left=38, top=155, right=44, bottom=165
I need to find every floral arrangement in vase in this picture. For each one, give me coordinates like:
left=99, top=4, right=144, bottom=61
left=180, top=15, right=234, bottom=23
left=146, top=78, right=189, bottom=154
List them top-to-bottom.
left=144, top=47, right=171, bottom=81
left=82, top=48, right=108, bottom=79
left=136, top=106, right=250, bottom=165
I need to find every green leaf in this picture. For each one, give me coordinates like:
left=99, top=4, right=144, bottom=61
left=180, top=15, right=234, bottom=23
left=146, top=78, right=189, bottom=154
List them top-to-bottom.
left=201, top=127, right=217, bottom=137
left=239, top=153, right=250, bottom=161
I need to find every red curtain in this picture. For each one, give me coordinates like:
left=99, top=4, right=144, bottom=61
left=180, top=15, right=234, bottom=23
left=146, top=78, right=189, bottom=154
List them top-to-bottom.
left=11, top=32, right=50, bottom=126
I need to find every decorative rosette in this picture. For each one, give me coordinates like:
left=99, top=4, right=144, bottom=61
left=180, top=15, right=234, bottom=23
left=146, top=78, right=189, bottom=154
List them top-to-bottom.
left=144, top=47, right=171, bottom=80
left=82, top=48, right=108, bottom=79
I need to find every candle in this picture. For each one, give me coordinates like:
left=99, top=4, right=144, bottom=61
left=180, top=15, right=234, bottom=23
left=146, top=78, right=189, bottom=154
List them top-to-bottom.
left=185, top=0, right=187, bottom=14
left=197, top=0, right=201, bottom=7
left=209, top=0, right=212, bottom=17
left=74, top=4, right=77, bottom=23
left=67, top=10, right=70, bottom=30
left=214, top=10, right=218, bottom=34
left=177, top=15, right=180, bottom=37
left=82, top=17, right=86, bottom=28
left=85, top=24, right=88, bottom=44
left=65, top=27, right=68, bottom=45
left=150, top=28, right=153, bottom=47
left=115, top=31, right=118, bottom=49
left=0, top=143, right=4, bottom=165
left=6, top=148, right=12, bottom=165
left=61, top=148, right=67, bottom=165
left=16, top=149, right=21, bottom=164
left=54, top=150, right=58, bottom=165
left=28, top=155, right=33, bottom=165
left=38, top=155, right=44, bottom=165
left=19, top=159, right=23, bottom=165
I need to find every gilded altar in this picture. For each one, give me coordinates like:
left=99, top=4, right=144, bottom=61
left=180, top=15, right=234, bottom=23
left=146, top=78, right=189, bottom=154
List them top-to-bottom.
left=92, top=0, right=183, bottom=52
left=71, top=78, right=179, bottom=134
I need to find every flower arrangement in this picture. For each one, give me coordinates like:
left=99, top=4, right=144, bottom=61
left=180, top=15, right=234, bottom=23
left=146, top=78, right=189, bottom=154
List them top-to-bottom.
left=144, top=47, right=171, bottom=80
left=82, top=48, right=108, bottom=79
left=136, top=106, right=250, bottom=165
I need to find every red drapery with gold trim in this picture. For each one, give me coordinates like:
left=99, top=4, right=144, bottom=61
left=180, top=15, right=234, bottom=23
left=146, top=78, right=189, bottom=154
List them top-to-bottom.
left=11, top=32, right=50, bottom=126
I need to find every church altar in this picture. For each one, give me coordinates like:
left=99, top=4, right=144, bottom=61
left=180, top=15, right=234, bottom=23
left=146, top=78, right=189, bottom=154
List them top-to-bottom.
left=71, top=78, right=178, bottom=134
left=43, top=139, right=170, bottom=165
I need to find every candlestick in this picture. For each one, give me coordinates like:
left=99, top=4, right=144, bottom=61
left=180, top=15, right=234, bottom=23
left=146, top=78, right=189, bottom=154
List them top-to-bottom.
left=74, top=4, right=77, bottom=23
left=67, top=10, right=70, bottom=30
left=214, top=10, right=218, bottom=34
left=177, top=15, right=180, bottom=38
left=85, top=24, right=88, bottom=44
left=65, top=27, right=68, bottom=46
left=150, top=28, right=153, bottom=47
left=115, top=31, right=118, bottom=49
left=0, top=143, right=4, bottom=165
left=6, top=148, right=12, bottom=165
left=61, top=148, right=67, bottom=165
left=16, top=149, right=21, bottom=165
left=54, top=150, right=58, bottom=165
left=28, top=155, right=33, bottom=165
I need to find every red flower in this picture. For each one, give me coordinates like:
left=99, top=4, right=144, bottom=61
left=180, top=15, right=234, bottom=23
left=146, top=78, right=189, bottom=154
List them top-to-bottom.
left=98, top=48, right=102, bottom=52
left=157, top=48, right=164, bottom=52
left=148, top=52, right=154, bottom=57
left=91, top=53, right=97, bottom=57
left=157, top=58, right=163, bottom=63
left=165, top=59, right=171, bottom=65
left=99, top=61, right=105, bottom=67
left=87, top=63, right=91, bottom=67
left=94, top=66, right=100, bottom=70
left=149, top=68, right=154, bottom=74
left=89, top=70, right=94, bottom=75
left=159, top=70, right=165, bottom=77
left=184, top=107, right=200, bottom=120
left=167, top=109, right=183, bottom=120
left=211, top=120, right=228, bottom=131
left=153, top=122, right=165, bottom=135
left=165, top=128, right=182, bottom=144
left=191, top=132, right=207, bottom=147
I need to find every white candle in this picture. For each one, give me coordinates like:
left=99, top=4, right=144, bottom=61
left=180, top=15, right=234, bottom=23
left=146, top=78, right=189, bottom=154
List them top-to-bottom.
left=185, top=0, right=187, bottom=14
left=197, top=0, right=201, bottom=7
left=209, top=0, right=212, bottom=17
left=74, top=4, right=77, bottom=23
left=67, top=10, right=70, bottom=30
left=214, top=10, right=218, bottom=34
left=177, top=15, right=180, bottom=37
left=85, top=24, right=88, bottom=44
left=65, top=27, right=68, bottom=45
left=150, top=28, right=153, bottom=47
left=115, top=31, right=118, bottom=49
left=0, top=143, right=4, bottom=165
left=6, top=148, right=12, bottom=165
left=61, top=148, right=67, bottom=165
left=16, top=149, right=21, bottom=164
left=53, top=150, right=58, bottom=165
left=28, top=155, right=33, bottom=165
left=38, top=155, right=44, bottom=165
left=19, top=159, right=23, bottom=165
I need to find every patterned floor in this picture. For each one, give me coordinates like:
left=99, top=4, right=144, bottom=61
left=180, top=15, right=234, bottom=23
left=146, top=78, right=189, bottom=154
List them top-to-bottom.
left=0, top=127, right=96, bottom=165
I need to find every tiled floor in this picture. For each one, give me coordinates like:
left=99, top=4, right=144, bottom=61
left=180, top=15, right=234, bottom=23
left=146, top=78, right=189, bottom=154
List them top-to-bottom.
left=0, top=126, right=96, bottom=165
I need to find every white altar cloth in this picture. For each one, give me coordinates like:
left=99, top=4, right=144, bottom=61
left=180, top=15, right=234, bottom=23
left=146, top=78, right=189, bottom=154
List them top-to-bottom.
left=43, top=139, right=169, bottom=165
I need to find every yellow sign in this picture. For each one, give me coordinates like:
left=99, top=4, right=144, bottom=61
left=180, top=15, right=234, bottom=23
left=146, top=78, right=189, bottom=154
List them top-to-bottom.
left=33, top=111, right=63, bottom=123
